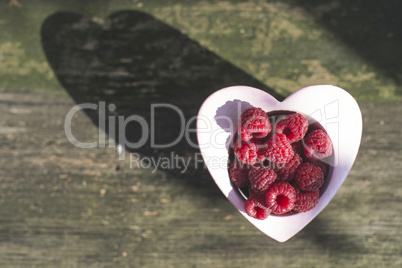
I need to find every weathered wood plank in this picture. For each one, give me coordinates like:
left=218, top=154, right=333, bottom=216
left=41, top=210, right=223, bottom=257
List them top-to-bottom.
left=0, top=1, right=401, bottom=267
left=0, top=91, right=400, bottom=267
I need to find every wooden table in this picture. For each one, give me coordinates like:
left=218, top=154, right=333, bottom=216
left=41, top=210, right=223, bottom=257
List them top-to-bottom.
left=0, top=1, right=401, bottom=267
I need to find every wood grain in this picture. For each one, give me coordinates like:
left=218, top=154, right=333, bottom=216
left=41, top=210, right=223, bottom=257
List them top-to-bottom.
left=0, top=91, right=400, bottom=267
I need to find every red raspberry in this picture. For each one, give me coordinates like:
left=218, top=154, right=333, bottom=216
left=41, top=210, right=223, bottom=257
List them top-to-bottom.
left=240, top=107, right=271, bottom=141
left=274, top=113, right=308, bottom=143
left=304, top=129, right=333, bottom=159
left=263, top=134, right=294, bottom=164
left=233, top=139, right=258, bottom=166
left=275, top=153, right=303, bottom=181
left=308, top=158, right=329, bottom=176
left=228, top=159, right=250, bottom=188
left=295, top=162, right=324, bottom=191
left=248, top=165, right=277, bottom=195
left=265, top=181, right=296, bottom=214
left=294, top=191, right=319, bottom=212
left=245, top=196, right=270, bottom=220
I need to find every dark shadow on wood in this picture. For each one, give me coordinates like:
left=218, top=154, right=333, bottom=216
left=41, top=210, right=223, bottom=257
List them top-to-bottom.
left=293, top=0, right=402, bottom=96
left=40, top=10, right=283, bottom=190
left=298, top=217, right=366, bottom=255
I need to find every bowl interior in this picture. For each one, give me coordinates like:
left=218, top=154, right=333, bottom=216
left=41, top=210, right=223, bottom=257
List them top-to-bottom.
left=228, top=109, right=335, bottom=217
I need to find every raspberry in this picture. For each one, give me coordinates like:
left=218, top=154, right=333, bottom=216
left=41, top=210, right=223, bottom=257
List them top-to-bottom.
left=240, top=107, right=271, bottom=141
left=274, top=113, right=308, bottom=143
left=304, top=129, right=333, bottom=159
left=263, top=134, right=294, bottom=164
left=233, top=139, right=258, bottom=166
left=275, top=153, right=303, bottom=181
left=308, top=158, right=329, bottom=176
left=228, top=159, right=250, bottom=188
left=295, top=162, right=324, bottom=191
left=249, top=165, right=277, bottom=195
left=265, top=181, right=296, bottom=214
left=294, top=191, right=319, bottom=212
left=245, top=196, right=270, bottom=220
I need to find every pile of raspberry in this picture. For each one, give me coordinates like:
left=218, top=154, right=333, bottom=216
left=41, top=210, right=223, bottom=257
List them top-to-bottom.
left=229, top=107, right=333, bottom=220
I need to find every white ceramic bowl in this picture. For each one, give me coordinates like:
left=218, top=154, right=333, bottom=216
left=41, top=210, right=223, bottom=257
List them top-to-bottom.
left=197, top=85, right=362, bottom=242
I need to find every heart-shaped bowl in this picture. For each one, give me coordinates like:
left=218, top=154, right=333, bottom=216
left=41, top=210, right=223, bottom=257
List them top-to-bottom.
left=196, top=85, right=362, bottom=242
